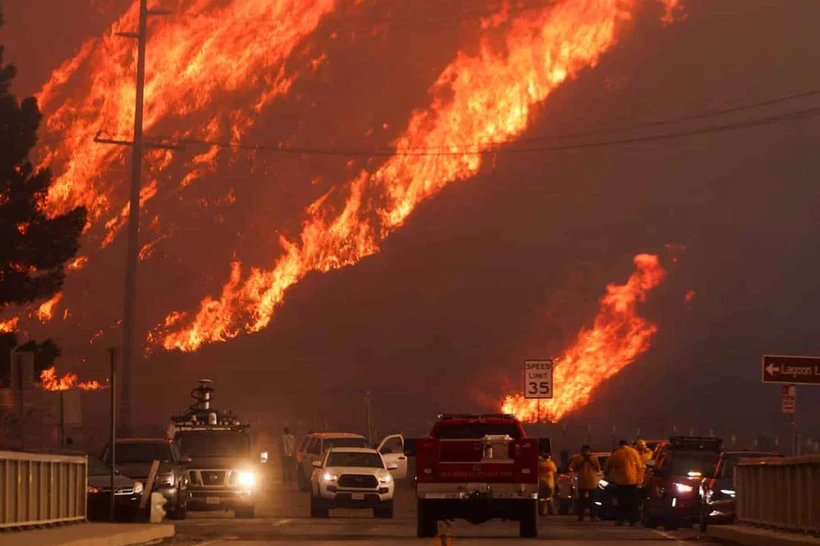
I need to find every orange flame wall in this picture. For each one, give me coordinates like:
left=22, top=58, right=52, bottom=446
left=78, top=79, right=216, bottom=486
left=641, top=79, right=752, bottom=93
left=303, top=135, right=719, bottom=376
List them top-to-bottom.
left=157, top=0, right=643, bottom=351
left=501, top=254, right=665, bottom=422
left=40, top=366, right=107, bottom=391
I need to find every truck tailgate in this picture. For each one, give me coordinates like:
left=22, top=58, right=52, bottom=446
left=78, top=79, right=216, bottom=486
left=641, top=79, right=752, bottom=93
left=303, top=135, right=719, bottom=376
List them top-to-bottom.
left=416, top=438, right=538, bottom=484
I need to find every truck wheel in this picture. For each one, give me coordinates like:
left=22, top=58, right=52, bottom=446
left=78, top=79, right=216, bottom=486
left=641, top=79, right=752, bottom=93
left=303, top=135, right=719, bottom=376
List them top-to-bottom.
left=310, top=495, right=329, bottom=518
left=374, top=499, right=394, bottom=519
left=416, top=500, right=437, bottom=537
left=519, top=500, right=538, bottom=538
left=235, top=505, right=256, bottom=519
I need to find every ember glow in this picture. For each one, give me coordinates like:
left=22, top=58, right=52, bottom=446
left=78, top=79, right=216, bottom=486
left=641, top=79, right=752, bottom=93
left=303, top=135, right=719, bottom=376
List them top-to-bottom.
left=38, top=0, right=341, bottom=232
left=158, top=0, right=643, bottom=351
left=501, top=254, right=666, bottom=422
left=37, top=293, right=64, bottom=322
left=0, top=317, right=18, bottom=333
left=39, top=366, right=107, bottom=391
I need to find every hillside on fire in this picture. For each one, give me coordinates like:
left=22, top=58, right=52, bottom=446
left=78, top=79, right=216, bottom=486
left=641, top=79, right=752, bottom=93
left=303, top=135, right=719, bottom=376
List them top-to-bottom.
left=0, top=0, right=818, bottom=436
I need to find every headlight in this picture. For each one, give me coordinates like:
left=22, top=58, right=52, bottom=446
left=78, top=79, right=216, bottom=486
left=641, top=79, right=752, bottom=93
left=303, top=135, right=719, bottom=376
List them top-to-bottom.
left=237, top=471, right=256, bottom=488
left=322, top=472, right=338, bottom=483
left=379, top=474, right=392, bottom=484
left=598, top=479, right=609, bottom=489
left=133, top=481, right=144, bottom=494
left=674, top=482, right=694, bottom=494
left=87, top=486, right=100, bottom=493
left=719, top=489, right=736, bottom=498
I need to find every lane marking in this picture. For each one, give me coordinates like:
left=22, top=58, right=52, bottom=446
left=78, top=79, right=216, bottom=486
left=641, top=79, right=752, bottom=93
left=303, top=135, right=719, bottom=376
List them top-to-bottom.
left=272, top=518, right=293, bottom=527
left=652, top=529, right=689, bottom=543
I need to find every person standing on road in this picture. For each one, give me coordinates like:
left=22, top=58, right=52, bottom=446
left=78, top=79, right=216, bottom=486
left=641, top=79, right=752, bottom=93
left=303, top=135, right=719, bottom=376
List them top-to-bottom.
left=280, top=427, right=297, bottom=487
left=634, top=439, right=653, bottom=501
left=604, top=440, right=642, bottom=526
left=569, top=445, right=601, bottom=521
left=538, top=453, right=558, bottom=516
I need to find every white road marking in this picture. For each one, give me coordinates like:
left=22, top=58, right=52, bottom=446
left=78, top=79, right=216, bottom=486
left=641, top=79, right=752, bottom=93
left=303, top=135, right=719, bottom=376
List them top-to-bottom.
left=271, top=518, right=293, bottom=527
left=652, top=529, right=688, bottom=543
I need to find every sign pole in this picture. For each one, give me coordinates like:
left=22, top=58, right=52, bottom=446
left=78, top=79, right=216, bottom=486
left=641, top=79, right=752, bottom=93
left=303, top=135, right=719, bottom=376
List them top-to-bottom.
left=109, top=347, right=117, bottom=522
left=792, top=389, right=798, bottom=456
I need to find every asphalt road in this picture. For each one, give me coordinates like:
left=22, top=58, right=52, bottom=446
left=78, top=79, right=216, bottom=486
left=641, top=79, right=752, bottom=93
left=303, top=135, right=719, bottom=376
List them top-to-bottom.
left=170, top=482, right=718, bottom=546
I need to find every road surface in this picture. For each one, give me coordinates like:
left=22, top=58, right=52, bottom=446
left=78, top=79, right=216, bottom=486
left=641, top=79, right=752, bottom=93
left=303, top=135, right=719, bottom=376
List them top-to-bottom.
left=171, top=483, right=716, bottom=545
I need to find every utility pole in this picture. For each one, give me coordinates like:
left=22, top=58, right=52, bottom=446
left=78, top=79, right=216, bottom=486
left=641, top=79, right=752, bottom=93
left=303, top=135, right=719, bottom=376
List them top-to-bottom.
left=96, top=1, right=175, bottom=433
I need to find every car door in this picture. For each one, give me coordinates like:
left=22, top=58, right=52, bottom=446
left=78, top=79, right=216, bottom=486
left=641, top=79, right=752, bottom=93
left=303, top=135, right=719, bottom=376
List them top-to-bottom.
left=377, top=434, right=407, bottom=479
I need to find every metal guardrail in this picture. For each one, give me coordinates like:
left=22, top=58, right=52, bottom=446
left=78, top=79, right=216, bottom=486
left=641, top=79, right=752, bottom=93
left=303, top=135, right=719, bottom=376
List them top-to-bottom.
left=0, top=450, right=87, bottom=529
left=736, top=455, right=820, bottom=534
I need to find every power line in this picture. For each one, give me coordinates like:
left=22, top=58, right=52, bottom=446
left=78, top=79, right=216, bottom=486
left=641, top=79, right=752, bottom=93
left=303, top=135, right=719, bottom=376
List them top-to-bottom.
left=175, top=105, right=820, bottom=158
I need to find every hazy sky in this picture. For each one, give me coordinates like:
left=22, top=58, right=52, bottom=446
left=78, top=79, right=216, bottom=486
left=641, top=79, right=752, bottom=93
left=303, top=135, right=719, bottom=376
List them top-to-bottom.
left=2, top=0, right=819, bottom=441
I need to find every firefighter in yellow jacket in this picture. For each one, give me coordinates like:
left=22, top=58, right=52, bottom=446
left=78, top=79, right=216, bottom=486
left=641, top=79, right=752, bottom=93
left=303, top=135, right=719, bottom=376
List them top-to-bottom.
left=604, top=440, right=642, bottom=526
left=538, top=453, right=558, bottom=515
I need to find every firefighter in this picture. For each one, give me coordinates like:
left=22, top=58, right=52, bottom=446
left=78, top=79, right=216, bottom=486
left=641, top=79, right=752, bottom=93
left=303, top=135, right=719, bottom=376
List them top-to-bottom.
left=634, top=439, right=653, bottom=511
left=604, top=440, right=642, bottom=526
left=569, top=445, right=601, bottom=521
left=538, top=453, right=558, bottom=516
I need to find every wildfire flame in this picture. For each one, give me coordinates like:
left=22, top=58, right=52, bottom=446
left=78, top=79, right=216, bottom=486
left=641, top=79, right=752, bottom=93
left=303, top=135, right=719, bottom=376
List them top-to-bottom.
left=38, top=0, right=341, bottom=234
left=157, top=0, right=647, bottom=351
left=501, top=253, right=666, bottom=422
left=36, top=293, right=64, bottom=322
left=0, top=317, right=19, bottom=333
left=39, top=366, right=107, bottom=391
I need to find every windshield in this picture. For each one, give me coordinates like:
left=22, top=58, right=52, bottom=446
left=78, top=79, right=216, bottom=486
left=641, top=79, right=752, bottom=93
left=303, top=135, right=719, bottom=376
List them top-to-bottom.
left=433, top=423, right=522, bottom=439
left=175, top=432, right=250, bottom=457
left=324, top=437, right=369, bottom=450
left=114, top=443, right=172, bottom=464
left=327, top=451, right=383, bottom=468
left=666, top=452, right=719, bottom=476
left=718, top=453, right=779, bottom=478
left=88, top=455, right=112, bottom=476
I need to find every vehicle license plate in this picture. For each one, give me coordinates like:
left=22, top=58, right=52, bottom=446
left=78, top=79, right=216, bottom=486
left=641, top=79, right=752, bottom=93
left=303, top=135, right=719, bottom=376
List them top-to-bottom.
left=352, top=493, right=365, bottom=500
left=206, top=497, right=220, bottom=505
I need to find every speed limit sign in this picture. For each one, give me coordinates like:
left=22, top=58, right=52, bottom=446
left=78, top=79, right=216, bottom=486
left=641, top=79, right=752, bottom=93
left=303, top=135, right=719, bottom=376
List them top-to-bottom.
left=524, top=359, right=553, bottom=399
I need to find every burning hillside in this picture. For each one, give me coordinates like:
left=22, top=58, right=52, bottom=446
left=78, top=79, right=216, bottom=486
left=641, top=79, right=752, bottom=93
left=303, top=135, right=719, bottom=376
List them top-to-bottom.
left=0, top=0, right=687, bottom=396
left=501, top=253, right=666, bottom=422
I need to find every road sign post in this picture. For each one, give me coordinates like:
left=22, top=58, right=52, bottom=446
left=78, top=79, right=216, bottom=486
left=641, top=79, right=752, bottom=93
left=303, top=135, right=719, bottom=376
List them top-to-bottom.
left=523, top=359, right=553, bottom=400
left=781, top=385, right=796, bottom=414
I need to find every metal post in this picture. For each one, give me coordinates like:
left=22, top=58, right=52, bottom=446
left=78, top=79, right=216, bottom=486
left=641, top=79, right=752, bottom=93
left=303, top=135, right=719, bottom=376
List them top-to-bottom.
left=120, top=0, right=149, bottom=436
left=109, top=347, right=118, bottom=522
left=364, top=390, right=373, bottom=444
left=60, top=391, right=65, bottom=448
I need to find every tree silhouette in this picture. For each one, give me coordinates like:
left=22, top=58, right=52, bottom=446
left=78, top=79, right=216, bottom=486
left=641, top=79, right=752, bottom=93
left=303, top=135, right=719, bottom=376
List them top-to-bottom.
left=0, top=7, right=87, bottom=309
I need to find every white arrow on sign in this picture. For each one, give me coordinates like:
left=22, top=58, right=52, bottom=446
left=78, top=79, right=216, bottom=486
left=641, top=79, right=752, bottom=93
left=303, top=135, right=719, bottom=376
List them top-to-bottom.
left=766, top=363, right=780, bottom=375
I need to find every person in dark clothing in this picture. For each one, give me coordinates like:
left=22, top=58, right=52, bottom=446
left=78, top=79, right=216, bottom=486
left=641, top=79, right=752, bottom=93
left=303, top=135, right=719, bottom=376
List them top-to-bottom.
left=569, top=445, right=602, bottom=521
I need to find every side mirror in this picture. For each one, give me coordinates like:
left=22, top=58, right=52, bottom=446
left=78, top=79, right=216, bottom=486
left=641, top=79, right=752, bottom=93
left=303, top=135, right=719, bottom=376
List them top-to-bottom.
left=403, top=438, right=418, bottom=457
left=538, top=438, right=552, bottom=458
left=260, top=451, right=269, bottom=464
left=181, top=456, right=193, bottom=465
left=312, top=460, right=322, bottom=468
left=387, top=463, right=398, bottom=471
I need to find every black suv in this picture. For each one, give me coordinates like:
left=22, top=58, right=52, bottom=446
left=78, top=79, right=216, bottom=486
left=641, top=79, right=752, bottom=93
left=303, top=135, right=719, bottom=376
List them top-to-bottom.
left=642, top=436, right=721, bottom=530
left=103, top=438, right=191, bottom=519
left=699, top=450, right=781, bottom=527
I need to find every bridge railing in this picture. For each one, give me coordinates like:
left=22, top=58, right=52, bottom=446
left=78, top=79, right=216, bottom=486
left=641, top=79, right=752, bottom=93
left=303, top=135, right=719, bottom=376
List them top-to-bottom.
left=0, top=450, right=87, bottom=529
left=736, top=455, right=820, bottom=534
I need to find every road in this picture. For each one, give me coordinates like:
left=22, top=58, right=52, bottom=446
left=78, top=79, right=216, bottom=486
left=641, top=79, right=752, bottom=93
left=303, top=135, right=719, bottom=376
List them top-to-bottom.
left=171, top=482, right=716, bottom=546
